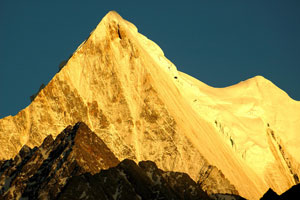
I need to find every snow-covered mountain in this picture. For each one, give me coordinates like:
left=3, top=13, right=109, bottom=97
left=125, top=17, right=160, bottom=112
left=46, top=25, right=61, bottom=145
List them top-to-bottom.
left=0, top=11, right=299, bottom=199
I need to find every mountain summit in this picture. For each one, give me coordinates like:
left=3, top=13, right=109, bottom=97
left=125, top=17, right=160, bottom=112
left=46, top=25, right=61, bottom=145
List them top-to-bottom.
left=0, top=11, right=299, bottom=199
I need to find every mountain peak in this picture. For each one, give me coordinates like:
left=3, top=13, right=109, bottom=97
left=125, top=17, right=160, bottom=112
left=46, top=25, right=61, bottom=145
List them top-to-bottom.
left=92, top=10, right=137, bottom=38
left=102, top=10, right=123, bottom=22
left=233, top=75, right=298, bottom=102
left=244, top=75, right=273, bottom=86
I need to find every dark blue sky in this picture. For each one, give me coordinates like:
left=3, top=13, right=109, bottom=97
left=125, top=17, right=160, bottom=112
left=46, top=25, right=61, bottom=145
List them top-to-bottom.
left=1, top=1, right=299, bottom=118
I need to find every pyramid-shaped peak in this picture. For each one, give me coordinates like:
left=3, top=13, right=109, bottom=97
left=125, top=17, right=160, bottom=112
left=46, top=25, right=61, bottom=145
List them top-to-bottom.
left=80, top=10, right=138, bottom=45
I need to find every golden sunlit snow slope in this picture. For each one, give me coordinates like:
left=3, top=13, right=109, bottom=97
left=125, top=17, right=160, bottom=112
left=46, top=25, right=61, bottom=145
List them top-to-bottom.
left=0, top=11, right=299, bottom=199
left=177, top=72, right=300, bottom=193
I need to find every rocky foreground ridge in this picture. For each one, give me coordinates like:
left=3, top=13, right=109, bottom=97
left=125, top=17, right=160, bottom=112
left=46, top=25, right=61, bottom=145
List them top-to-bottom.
left=0, top=11, right=300, bottom=199
left=0, top=122, right=244, bottom=200
left=0, top=122, right=119, bottom=199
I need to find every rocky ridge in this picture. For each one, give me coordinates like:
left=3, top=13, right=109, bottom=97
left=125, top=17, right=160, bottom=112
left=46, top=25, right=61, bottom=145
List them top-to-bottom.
left=0, top=122, right=119, bottom=199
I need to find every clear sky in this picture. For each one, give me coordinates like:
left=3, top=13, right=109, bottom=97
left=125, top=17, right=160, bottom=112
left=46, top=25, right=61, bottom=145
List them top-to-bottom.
left=1, top=0, right=299, bottom=118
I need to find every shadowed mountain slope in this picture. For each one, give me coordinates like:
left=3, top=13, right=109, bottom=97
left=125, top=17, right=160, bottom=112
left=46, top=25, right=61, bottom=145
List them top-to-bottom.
left=59, top=159, right=213, bottom=200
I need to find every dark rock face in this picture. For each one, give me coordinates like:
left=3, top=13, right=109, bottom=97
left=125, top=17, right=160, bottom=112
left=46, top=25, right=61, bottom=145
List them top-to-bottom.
left=30, top=83, right=45, bottom=102
left=0, top=122, right=119, bottom=199
left=59, top=159, right=212, bottom=200
left=197, top=159, right=239, bottom=196
left=260, top=184, right=300, bottom=200
left=280, top=184, right=300, bottom=199
left=260, top=188, right=279, bottom=200
left=210, top=194, right=246, bottom=200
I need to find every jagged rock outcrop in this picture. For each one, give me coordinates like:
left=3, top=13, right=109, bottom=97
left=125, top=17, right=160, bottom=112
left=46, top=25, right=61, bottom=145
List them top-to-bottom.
left=0, top=11, right=299, bottom=199
left=30, top=83, right=45, bottom=102
left=0, top=122, right=119, bottom=199
left=59, top=159, right=213, bottom=200
left=197, top=161, right=238, bottom=195
left=260, top=189, right=279, bottom=200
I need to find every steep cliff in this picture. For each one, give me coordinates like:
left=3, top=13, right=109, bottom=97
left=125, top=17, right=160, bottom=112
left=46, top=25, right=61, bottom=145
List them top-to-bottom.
left=0, top=11, right=299, bottom=199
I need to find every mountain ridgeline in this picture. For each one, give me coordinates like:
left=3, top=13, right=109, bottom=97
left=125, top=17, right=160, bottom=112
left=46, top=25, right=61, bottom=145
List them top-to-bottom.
left=0, top=11, right=300, bottom=199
